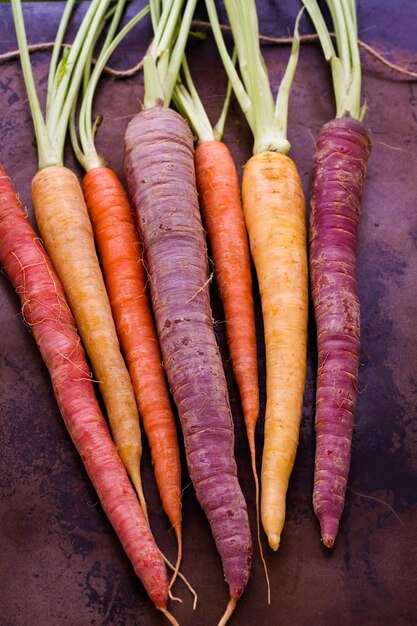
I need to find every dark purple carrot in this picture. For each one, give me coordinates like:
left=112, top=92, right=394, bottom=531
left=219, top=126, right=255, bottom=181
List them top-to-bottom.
left=301, top=0, right=372, bottom=547
left=310, top=117, right=371, bottom=546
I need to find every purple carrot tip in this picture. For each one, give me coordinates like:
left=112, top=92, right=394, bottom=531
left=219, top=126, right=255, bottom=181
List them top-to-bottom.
left=319, top=516, right=339, bottom=548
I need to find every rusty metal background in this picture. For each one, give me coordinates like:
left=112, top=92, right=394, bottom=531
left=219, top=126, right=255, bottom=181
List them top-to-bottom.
left=1, top=2, right=417, bottom=625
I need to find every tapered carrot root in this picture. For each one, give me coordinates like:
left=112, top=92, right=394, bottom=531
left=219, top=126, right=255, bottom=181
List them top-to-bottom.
left=125, top=106, right=252, bottom=605
left=310, top=118, right=371, bottom=548
left=195, top=141, right=259, bottom=436
left=242, top=151, right=308, bottom=551
left=0, top=165, right=169, bottom=609
left=31, top=165, right=147, bottom=515
left=82, top=166, right=183, bottom=577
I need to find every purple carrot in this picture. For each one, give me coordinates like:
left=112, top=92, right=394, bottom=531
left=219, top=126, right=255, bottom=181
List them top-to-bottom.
left=124, top=106, right=252, bottom=607
left=310, top=118, right=371, bottom=547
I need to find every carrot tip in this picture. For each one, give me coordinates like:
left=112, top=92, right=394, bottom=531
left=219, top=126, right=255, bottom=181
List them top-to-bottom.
left=319, top=517, right=339, bottom=548
left=268, top=534, right=280, bottom=552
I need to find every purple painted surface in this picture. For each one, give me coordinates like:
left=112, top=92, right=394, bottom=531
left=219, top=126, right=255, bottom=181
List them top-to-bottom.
left=1, top=2, right=417, bottom=625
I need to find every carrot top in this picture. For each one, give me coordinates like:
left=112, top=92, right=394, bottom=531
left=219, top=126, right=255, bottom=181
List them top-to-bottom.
left=11, top=0, right=116, bottom=169
left=70, top=0, right=150, bottom=171
left=142, top=0, right=198, bottom=109
left=205, top=0, right=303, bottom=155
left=301, top=0, right=366, bottom=121
left=172, top=50, right=234, bottom=143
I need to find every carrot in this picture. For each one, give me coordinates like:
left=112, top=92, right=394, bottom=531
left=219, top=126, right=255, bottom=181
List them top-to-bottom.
left=11, top=0, right=148, bottom=516
left=206, top=0, right=308, bottom=551
left=301, top=0, right=371, bottom=547
left=125, top=2, right=252, bottom=622
left=68, top=4, right=185, bottom=591
left=173, top=57, right=267, bottom=597
left=195, top=141, right=259, bottom=464
left=0, top=164, right=171, bottom=616
left=82, top=167, right=182, bottom=545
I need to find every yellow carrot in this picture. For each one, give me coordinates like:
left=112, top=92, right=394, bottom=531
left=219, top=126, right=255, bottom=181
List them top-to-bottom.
left=11, top=0, right=148, bottom=517
left=207, top=0, right=307, bottom=552
left=242, top=152, right=307, bottom=549
left=31, top=166, right=147, bottom=513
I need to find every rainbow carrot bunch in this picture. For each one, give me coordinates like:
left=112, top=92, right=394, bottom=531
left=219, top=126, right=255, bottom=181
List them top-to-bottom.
left=68, top=0, right=186, bottom=592
left=206, top=0, right=308, bottom=553
left=301, top=0, right=371, bottom=548
left=9, top=1, right=181, bottom=622
left=124, top=1, right=252, bottom=623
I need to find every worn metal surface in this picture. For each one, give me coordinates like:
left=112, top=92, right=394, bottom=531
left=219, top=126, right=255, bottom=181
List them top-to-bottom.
left=1, top=2, right=417, bottom=625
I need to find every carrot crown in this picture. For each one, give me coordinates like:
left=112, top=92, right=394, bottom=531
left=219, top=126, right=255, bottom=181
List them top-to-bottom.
left=11, top=0, right=118, bottom=170
left=142, top=0, right=198, bottom=109
left=205, top=0, right=303, bottom=155
left=301, top=0, right=366, bottom=121
left=70, top=1, right=150, bottom=172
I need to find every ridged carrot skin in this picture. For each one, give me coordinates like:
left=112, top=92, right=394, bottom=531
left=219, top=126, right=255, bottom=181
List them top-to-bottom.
left=125, top=107, right=252, bottom=602
left=309, top=117, right=371, bottom=547
left=194, top=141, right=259, bottom=441
left=242, top=151, right=308, bottom=551
left=0, top=165, right=168, bottom=609
left=30, top=165, right=147, bottom=512
left=82, top=166, right=182, bottom=542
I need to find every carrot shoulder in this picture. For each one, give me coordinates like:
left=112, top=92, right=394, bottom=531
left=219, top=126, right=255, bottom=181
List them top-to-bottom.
left=242, top=151, right=308, bottom=550
left=0, top=164, right=168, bottom=609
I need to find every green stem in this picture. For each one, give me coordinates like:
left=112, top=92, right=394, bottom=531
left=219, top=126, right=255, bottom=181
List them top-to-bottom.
left=11, top=0, right=60, bottom=169
left=46, top=0, right=76, bottom=117
left=46, top=0, right=103, bottom=139
left=52, top=0, right=113, bottom=160
left=163, top=0, right=198, bottom=106
left=204, top=0, right=254, bottom=131
left=78, top=4, right=151, bottom=169
left=273, top=8, right=303, bottom=153
left=212, top=47, right=236, bottom=141
left=172, top=56, right=214, bottom=143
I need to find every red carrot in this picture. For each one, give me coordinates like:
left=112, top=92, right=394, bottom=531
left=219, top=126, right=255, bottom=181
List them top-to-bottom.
left=301, top=0, right=372, bottom=547
left=0, top=164, right=171, bottom=613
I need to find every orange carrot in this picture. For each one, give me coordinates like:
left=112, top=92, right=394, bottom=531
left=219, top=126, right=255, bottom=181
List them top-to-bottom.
left=68, top=6, right=185, bottom=592
left=195, top=141, right=259, bottom=442
left=83, top=166, right=183, bottom=562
